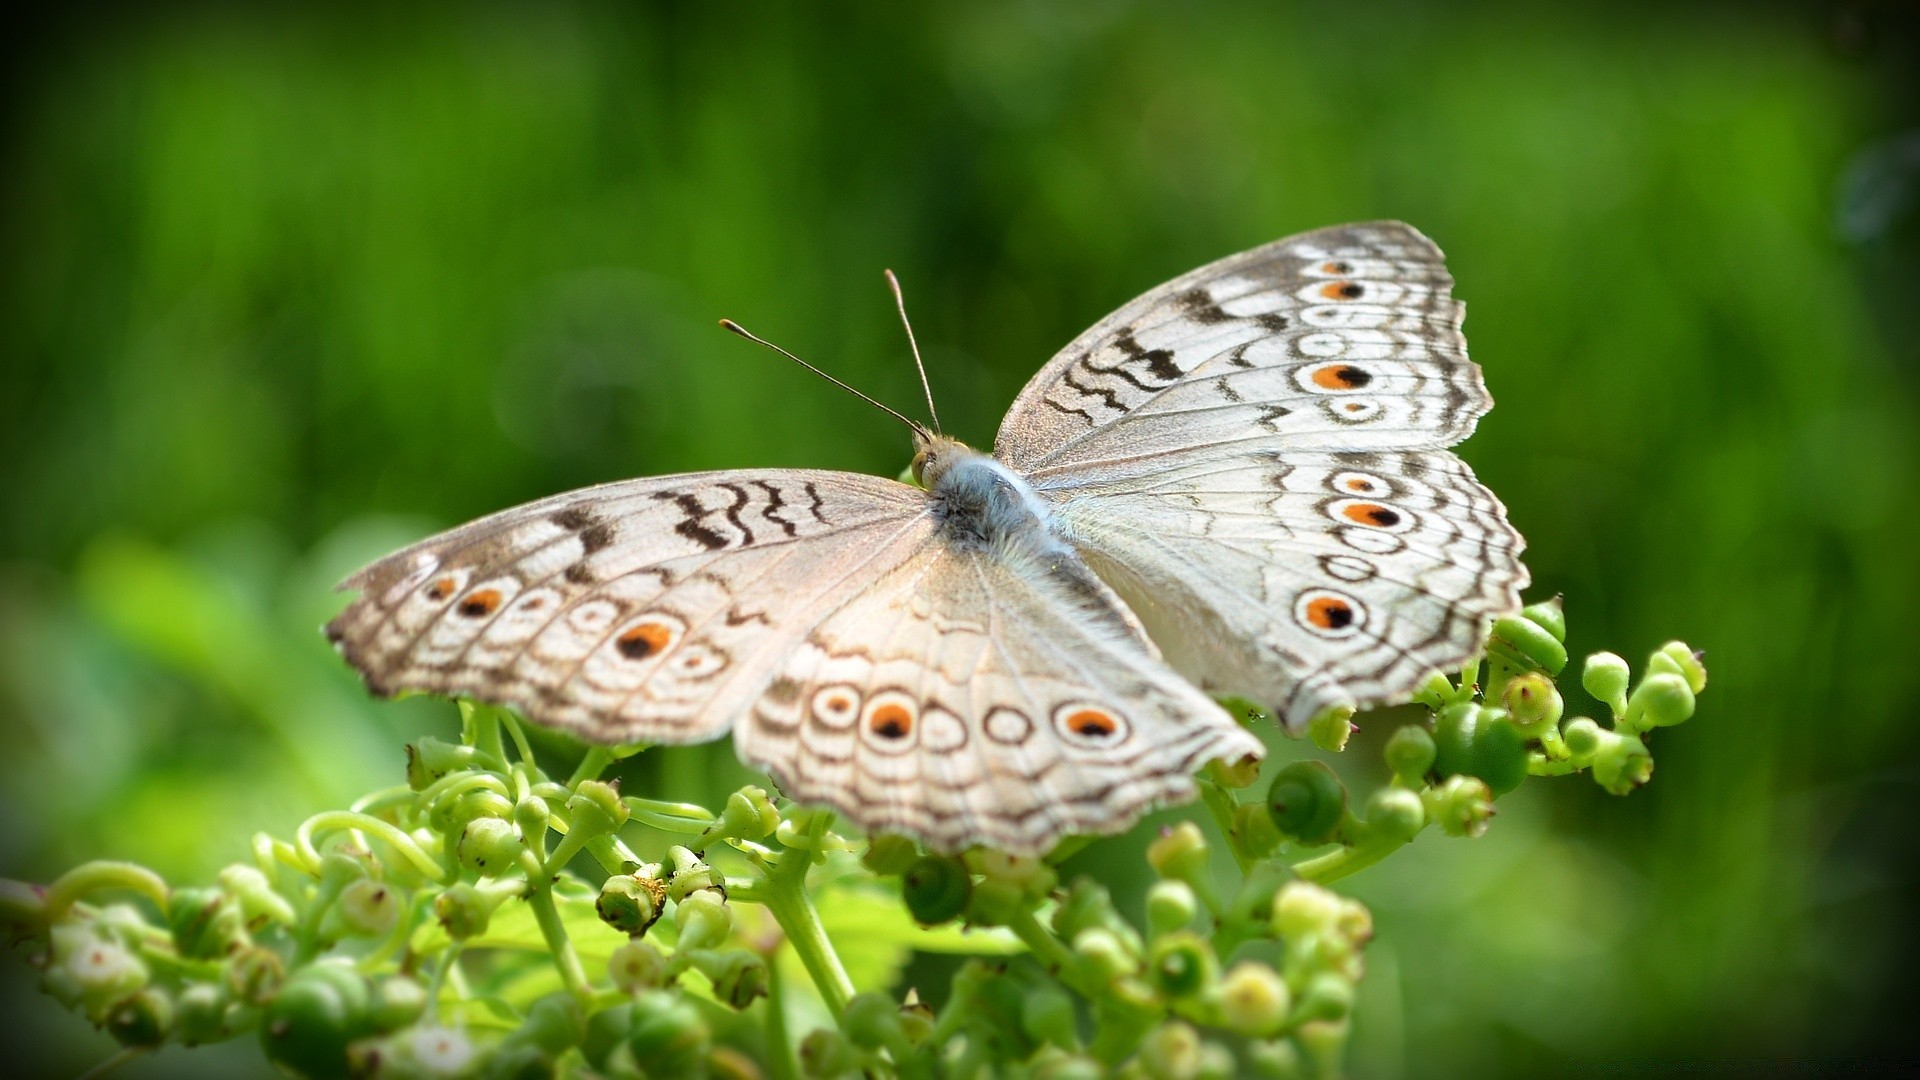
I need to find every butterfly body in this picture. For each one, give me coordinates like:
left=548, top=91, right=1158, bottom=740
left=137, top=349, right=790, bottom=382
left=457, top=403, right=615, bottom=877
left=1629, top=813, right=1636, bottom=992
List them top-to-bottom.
left=329, top=222, right=1527, bottom=854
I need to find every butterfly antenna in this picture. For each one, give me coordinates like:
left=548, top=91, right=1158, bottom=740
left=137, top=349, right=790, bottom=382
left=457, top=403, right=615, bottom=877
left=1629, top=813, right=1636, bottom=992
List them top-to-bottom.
left=884, top=269, right=941, bottom=434
left=718, top=319, right=925, bottom=435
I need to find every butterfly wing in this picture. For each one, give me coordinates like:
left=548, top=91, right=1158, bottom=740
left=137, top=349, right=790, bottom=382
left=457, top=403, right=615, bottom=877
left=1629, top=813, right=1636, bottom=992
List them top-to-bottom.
left=997, top=221, right=1527, bottom=728
left=326, top=470, right=935, bottom=744
left=735, top=539, right=1263, bottom=855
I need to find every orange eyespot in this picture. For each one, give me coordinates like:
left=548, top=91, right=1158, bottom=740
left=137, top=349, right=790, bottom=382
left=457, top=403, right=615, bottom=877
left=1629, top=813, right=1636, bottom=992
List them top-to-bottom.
left=1321, top=261, right=1352, bottom=274
left=1320, top=281, right=1365, bottom=300
left=1310, top=364, right=1372, bottom=390
left=1346, top=478, right=1371, bottom=491
left=1341, top=503, right=1402, bottom=528
left=426, top=577, right=456, bottom=601
left=457, top=589, right=501, bottom=617
left=1305, top=597, right=1355, bottom=630
left=616, top=622, right=674, bottom=659
left=827, top=694, right=853, bottom=713
left=869, top=703, right=914, bottom=740
left=1066, top=709, right=1118, bottom=738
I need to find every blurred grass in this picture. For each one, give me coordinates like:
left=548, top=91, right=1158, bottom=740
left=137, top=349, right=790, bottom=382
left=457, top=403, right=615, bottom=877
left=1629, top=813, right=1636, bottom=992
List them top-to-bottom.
left=2, top=1, right=1917, bottom=1075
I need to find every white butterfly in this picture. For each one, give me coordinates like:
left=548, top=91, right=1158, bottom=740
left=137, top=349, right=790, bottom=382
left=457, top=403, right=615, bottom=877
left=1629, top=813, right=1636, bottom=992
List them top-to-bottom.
left=327, top=221, right=1527, bottom=855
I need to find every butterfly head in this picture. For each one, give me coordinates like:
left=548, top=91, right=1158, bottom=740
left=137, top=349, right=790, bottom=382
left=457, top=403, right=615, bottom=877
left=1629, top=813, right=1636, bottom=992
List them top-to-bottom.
left=909, top=431, right=980, bottom=490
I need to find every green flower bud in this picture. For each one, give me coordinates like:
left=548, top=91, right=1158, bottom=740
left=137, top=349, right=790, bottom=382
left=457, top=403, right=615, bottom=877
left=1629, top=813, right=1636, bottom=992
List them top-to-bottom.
left=1522, top=596, right=1566, bottom=642
left=1488, top=612, right=1568, bottom=675
left=1649, top=641, right=1708, bottom=694
left=1581, top=652, right=1632, bottom=719
left=1502, top=671, right=1564, bottom=738
left=1623, top=672, right=1695, bottom=732
left=1433, top=704, right=1528, bottom=796
left=1307, top=705, right=1355, bottom=753
left=1562, top=716, right=1604, bottom=760
left=1383, top=725, right=1436, bottom=786
left=1592, top=731, right=1654, bottom=795
left=406, top=737, right=483, bottom=790
left=1205, top=752, right=1263, bottom=790
left=1266, top=761, right=1347, bottom=844
left=1431, top=775, right=1495, bottom=838
left=567, top=780, right=630, bottom=839
left=1364, top=785, right=1425, bottom=843
left=706, top=786, right=779, bottom=844
left=513, top=794, right=552, bottom=842
left=1232, top=801, right=1285, bottom=860
left=457, top=817, right=525, bottom=877
left=861, top=835, right=920, bottom=876
left=664, top=846, right=722, bottom=900
left=968, top=849, right=1058, bottom=900
left=902, top=855, right=972, bottom=926
left=220, top=864, right=296, bottom=927
left=596, top=874, right=666, bottom=937
left=965, top=877, right=1028, bottom=927
left=1051, top=877, right=1132, bottom=945
left=338, top=879, right=402, bottom=938
left=1146, top=880, right=1199, bottom=937
left=1271, top=881, right=1343, bottom=941
left=435, top=883, right=494, bottom=940
left=169, top=885, right=248, bottom=959
left=673, top=888, right=732, bottom=952
left=1334, top=896, right=1375, bottom=948
left=1072, top=927, right=1138, bottom=981
left=49, top=930, right=148, bottom=1015
left=1147, top=931, right=1218, bottom=1000
left=609, top=939, right=669, bottom=994
left=225, top=945, right=285, bottom=1005
left=689, top=949, right=768, bottom=1009
left=261, top=961, right=374, bottom=1079
left=1218, top=962, right=1291, bottom=1037
left=1293, top=972, right=1354, bottom=1023
left=372, top=975, right=428, bottom=1032
left=174, top=982, right=229, bottom=1045
left=1021, top=982, right=1080, bottom=1050
left=106, top=987, right=172, bottom=1047
left=625, top=990, right=711, bottom=1076
left=843, top=991, right=906, bottom=1051
left=510, top=992, right=585, bottom=1057
left=580, top=1001, right=633, bottom=1071
left=1138, top=1021, right=1202, bottom=1080
left=403, top=1025, right=481, bottom=1077
left=799, top=1026, right=858, bottom=1077
left=1247, top=1038, right=1304, bottom=1079
left=480, top=1043, right=553, bottom=1080
left=1197, top=1043, right=1236, bottom=1080
left=1035, top=1052, right=1106, bottom=1080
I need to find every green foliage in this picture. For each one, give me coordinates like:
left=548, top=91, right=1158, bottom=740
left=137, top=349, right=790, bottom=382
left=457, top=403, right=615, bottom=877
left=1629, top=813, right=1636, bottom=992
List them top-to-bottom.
left=4, top=602, right=1705, bottom=1076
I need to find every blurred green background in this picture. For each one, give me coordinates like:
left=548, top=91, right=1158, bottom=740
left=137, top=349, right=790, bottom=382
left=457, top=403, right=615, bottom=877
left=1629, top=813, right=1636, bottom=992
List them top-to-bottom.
left=4, top=2, right=1917, bottom=1075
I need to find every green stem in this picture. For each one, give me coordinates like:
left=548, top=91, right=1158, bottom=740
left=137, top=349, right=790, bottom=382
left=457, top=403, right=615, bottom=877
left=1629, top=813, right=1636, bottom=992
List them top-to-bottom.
left=465, top=705, right=508, bottom=765
left=500, top=712, right=537, bottom=766
left=568, top=747, right=614, bottom=787
left=1198, top=778, right=1253, bottom=873
left=295, top=811, right=448, bottom=882
left=761, top=816, right=854, bottom=1016
left=1291, top=827, right=1422, bottom=884
left=42, top=861, right=170, bottom=920
left=525, top=885, right=593, bottom=1003
left=763, top=952, right=800, bottom=1080
left=75, top=1046, right=150, bottom=1080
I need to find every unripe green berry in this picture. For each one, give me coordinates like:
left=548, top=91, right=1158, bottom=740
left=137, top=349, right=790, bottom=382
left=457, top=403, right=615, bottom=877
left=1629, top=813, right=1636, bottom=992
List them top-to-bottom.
left=1489, top=612, right=1569, bottom=675
left=1582, top=652, right=1632, bottom=718
left=1502, top=671, right=1564, bottom=737
left=1623, top=672, right=1695, bottom=732
left=1434, top=704, right=1527, bottom=795
left=1562, top=716, right=1604, bottom=760
left=1384, top=724, right=1436, bottom=786
left=1266, top=761, right=1347, bottom=844
left=1431, top=775, right=1495, bottom=838
left=566, top=780, right=630, bottom=839
left=1365, top=785, right=1425, bottom=843
left=711, top=787, right=779, bottom=842
left=438, top=788, right=515, bottom=838
left=513, top=794, right=551, bottom=842
left=1232, top=801, right=1285, bottom=859
left=457, top=817, right=525, bottom=876
left=1148, top=821, right=1212, bottom=880
left=862, top=835, right=919, bottom=876
left=902, top=855, right=972, bottom=926
left=596, top=874, right=666, bottom=936
left=338, top=878, right=401, bottom=937
left=1146, top=880, right=1199, bottom=937
left=1271, top=881, right=1343, bottom=941
left=434, top=883, right=493, bottom=940
left=168, top=886, right=247, bottom=959
left=673, top=888, right=732, bottom=952
left=1072, top=927, right=1137, bottom=981
left=1147, top=931, right=1219, bottom=1000
left=609, top=940, right=668, bottom=994
left=225, top=946, right=284, bottom=1005
left=692, top=949, right=769, bottom=1009
left=260, top=961, right=374, bottom=1079
left=1218, top=962, right=1291, bottom=1037
left=371, top=975, right=428, bottom=1032
left=174, top=982, right=229, bottom=1045
left=1022, top=983, right=1080, bottom=1050
left=106, top=987, right=172, bottom=1047
left=626, top=990, right=710, bottom=1076
left=842, top=991, right=905, bottom=1051
left=510, top=992, right=584, bottom=1057
left=1138, top=1020, right=1203, bottom=1080
left=1247, top=1039, right=1304, bottom=1079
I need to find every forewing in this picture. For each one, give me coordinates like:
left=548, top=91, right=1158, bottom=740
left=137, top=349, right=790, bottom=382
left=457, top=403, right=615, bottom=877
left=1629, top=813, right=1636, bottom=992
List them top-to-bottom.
left=996, top=221, right=1485, bottom=478
left=1052, top=446, right=1527, bottom=729
left=326, top=471, right=934, bottom=744
left=735, top=542, right=1264, bottom=855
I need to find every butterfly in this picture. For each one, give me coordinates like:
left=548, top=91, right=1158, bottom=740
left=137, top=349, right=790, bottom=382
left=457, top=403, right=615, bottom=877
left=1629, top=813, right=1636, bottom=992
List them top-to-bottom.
left=326, top=221, right=1527, bottom=856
